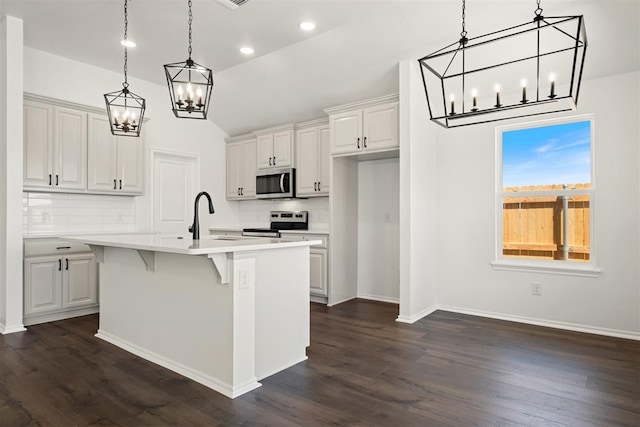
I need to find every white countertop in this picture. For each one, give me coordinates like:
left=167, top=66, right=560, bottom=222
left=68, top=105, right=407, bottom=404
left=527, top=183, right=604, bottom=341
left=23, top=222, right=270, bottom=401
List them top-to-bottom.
left=61, top=233, right=321, bottom=256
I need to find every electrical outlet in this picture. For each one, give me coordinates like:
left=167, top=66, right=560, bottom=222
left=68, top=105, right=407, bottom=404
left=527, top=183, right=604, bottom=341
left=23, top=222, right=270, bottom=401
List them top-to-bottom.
left=239, top=270, right=248, bottom=289
left=531, top=282, right=542, bottom=296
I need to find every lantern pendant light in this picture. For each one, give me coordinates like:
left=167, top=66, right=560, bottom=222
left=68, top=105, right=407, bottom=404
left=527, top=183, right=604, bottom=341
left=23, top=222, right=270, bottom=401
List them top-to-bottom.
left=104, top=0, right=146, bottom=137
left=164, top=0, right=214, bottom=120
left=418, top=0, right=587, bottom=129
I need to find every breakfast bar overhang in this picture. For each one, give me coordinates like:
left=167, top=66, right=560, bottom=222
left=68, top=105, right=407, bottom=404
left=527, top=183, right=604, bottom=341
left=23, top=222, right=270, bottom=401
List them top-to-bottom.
left=62, top=234, right=320, bottom=398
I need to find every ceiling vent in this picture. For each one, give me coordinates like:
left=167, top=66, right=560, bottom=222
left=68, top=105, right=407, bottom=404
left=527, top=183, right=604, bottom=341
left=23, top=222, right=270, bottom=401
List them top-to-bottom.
left=216, top=0, right=251, bottom=10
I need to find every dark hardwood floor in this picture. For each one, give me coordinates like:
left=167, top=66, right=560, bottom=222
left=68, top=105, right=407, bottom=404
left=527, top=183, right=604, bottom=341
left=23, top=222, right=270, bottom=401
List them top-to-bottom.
left=1, top=299, right=639, bottom=426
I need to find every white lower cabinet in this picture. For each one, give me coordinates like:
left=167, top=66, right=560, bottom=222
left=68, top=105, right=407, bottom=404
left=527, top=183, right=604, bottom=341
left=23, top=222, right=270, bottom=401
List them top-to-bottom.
left=280, top=232, right=329, bottom=300
left=24, top=239, right=99, bottom=325
left=309, top=248, right=328, bottom=297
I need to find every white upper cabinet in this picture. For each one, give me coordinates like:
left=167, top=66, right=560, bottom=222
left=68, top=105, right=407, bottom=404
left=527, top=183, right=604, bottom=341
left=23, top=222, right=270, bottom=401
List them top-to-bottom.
left=24, top=95, right=144, bottom=196
left=326, top=95, right=399, bottom=156
left=24, top=99, right=87, bottom=190
left=329, top=111, right=362, bottom=155
left=88, top=113, right=144, bottom=194
left=295, top=120, right=330, bottom=197
left=255, top=125, right=294, bottom=170
left=226, top=135, right=257, bottom=200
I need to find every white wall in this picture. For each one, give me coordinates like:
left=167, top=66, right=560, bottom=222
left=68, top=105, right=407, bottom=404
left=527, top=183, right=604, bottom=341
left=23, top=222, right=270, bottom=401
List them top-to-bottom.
left=0, top=16, right=26, bottom=333
left=23, top=47, right=238, bottom=232
left=397, top=60, right=439, bottom=323
left=435, top=71, right=640, bottom=337
left=357, top=158, right=400, bottom=302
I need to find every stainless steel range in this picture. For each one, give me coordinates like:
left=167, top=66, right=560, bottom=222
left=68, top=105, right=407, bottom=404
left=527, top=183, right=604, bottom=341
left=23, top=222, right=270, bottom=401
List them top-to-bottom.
left=242, top=211, right=308, bottom=238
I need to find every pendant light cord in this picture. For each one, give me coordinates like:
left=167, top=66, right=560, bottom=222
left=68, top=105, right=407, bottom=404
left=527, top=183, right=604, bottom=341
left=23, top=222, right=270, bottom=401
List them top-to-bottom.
left=123, top=0, right=129, bottom=88
left=187, top=0, right=193, bottom=59
left=460, top=0, right=467, bottom=40
left=535, top=0, right=543, bottom=18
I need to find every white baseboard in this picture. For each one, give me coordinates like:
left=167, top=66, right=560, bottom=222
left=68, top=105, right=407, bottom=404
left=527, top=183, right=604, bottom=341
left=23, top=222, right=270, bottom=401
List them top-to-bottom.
left=357, top=293, right=399, bottom=304
left=327, top=296, right=356, bottom=307
left=396, top=305, right=438, bottom=324
left=437, top=305, right=640, bottom=341
left=23, top=306, right=99, bottom=326
left=0, top=322, right=26, bottom=334
left=96, top=330, right=262, bottom=398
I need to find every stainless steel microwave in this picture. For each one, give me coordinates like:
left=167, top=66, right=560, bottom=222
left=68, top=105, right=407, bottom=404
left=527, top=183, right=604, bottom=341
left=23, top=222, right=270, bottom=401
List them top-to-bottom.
left=256, top=168, right=295, bottom=199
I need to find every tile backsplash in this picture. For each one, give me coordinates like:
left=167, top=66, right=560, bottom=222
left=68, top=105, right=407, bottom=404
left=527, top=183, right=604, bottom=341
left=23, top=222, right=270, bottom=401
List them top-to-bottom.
left=23, top=192, right=136, bottom=235
left=235, top=197, right=329, bottom=230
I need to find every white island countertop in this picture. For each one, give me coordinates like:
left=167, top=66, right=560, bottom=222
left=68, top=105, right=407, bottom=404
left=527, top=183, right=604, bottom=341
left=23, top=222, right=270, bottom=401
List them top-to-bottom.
left=62, top=233, right=321, bottom=256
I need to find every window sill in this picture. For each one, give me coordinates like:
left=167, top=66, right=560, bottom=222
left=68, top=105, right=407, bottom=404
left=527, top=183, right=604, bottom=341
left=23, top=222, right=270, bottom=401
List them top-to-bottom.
left=491, top=259, right=601, bottom=278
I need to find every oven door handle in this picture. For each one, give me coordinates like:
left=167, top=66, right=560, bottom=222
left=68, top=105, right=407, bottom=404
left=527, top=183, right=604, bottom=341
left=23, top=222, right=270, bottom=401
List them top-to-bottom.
left=280, top=173, right=285, bottom=193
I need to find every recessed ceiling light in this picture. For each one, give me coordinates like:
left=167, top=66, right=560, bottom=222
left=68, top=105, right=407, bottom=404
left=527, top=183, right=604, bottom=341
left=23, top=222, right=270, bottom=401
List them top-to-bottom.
left=299, top=21, right=316, bottom=31
left=120, top=39, right=136, bottom=48
left=240, top=46, right=254, bottom=55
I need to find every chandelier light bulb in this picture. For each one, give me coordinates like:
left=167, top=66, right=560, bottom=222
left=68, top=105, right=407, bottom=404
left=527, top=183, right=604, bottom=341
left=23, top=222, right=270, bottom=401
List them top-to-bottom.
left=549, top=73, right=557, bottom=98
left=520, top=79, right=528, bottom=103
left=495, top=84, right=502, bottom=108
left=471, top=89, right=478, bottom=111
left=449, top=93, right=455, bottom=116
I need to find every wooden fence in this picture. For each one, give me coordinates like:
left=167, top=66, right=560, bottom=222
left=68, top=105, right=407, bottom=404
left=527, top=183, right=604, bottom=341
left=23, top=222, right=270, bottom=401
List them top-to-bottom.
left=503, top=184, right=590, bottom=261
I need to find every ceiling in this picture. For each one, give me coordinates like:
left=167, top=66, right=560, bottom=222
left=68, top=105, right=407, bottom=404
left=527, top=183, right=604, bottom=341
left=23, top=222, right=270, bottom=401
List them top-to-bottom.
left=2, top=0, right=639, bottom=135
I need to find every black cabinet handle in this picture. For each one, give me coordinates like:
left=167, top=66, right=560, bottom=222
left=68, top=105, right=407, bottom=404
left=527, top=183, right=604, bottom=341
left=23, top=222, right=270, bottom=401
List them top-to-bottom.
left=364, top=136, right=367, bottom=148
left=357, top=137, right=360, bottom=149
left=273, top=156, right=276, bottom=166
left=269, top=157, right=272, bottom=166
left=49, top=174, right=52, bottom=185
left=55, top=175, right=59, bottom=186
left=113, top=179, right=117, bottom=190
left=119, top=180, right=122, bottom=190
left=318, top=181, right=321, bottom=190
left=314, top=182, right=318, bottom=191
left=240, top=187, right=244, bottom=196
left=237, top=188, right=240, bottom=196
left=56, top=246, right=71, bottom=250
left=58, top=259, right=62, bottom=271
left=65, top=259, right=69, bottom=270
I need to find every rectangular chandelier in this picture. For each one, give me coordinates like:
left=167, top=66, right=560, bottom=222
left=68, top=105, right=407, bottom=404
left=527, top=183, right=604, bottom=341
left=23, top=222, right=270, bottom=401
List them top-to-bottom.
left=418, top=13, right=587, bottom=128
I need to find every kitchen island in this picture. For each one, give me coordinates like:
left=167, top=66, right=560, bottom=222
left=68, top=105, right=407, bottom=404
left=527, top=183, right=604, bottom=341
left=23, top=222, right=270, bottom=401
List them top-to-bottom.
left=62, top=233, right=320, bottom=398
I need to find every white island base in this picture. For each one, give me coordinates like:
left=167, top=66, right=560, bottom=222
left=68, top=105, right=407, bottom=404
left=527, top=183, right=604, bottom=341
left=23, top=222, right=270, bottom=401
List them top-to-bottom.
left=79, top=238, right=313, bottom=399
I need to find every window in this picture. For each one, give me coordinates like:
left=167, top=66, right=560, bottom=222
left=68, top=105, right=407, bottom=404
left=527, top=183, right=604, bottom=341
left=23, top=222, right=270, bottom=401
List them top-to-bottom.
left=494, top=115, right=599, bottom=276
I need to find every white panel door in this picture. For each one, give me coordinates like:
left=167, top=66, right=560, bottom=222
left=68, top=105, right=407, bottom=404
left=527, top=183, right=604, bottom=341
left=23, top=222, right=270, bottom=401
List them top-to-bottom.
left=23, top=100, right=53, bottom=188
left=362, top=103, right=398, bottom=151
left=54, top=107, right=87, bottom=190
left=330, top=111, right=362, bottom=155
left=88, top=114, right=118, bottom=192
left=318, top=126, right=330, bottom=194
left=295, top=127, right=318, bottom=196
left=272, top=130, right=292, bottom=167
left=256, top=134, right=274, bottom=169
left=117, top=136, right=143, bottom=193
left=241, top=139, right=257, bottom=198
left=226, top=141, right=243, bottom=199
left=152, top=151, right=199, bottom=235
left=63, top=254, right=98, bottom=308
left=24, top=256, right=63, bottom=315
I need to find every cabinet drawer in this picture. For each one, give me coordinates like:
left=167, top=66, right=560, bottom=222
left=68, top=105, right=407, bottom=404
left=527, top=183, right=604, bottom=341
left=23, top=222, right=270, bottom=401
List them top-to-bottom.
left=280, top=233, right=328, bottom=248
left=24, top=239, right=91, bottom=257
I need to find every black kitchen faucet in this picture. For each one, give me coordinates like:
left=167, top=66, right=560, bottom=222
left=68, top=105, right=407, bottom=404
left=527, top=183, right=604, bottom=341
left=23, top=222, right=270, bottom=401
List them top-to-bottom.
left=189, top=191, right=215, bottom=240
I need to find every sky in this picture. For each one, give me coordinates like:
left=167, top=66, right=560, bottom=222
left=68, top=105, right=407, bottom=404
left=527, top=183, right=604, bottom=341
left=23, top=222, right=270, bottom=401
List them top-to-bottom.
left=502, top=120, right=591, bottom=188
